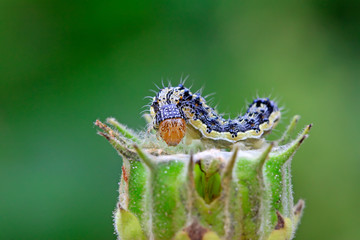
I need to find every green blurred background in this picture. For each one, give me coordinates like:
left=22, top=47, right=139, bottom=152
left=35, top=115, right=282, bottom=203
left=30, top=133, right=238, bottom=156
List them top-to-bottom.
left=1, top=0, right=359, bottom=239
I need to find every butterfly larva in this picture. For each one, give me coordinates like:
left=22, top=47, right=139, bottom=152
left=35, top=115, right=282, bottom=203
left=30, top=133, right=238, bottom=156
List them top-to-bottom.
left=150, top=83, right=281, bottom=146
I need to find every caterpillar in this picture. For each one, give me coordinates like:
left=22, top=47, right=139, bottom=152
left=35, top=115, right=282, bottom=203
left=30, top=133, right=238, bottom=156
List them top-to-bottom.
left=150, top=83, right=280, bottom=146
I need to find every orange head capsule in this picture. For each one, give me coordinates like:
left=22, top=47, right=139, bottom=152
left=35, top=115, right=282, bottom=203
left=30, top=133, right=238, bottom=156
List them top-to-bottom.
left=151, top=101, right=187, bottom=146
left=159, top=118, right=186, bottom=146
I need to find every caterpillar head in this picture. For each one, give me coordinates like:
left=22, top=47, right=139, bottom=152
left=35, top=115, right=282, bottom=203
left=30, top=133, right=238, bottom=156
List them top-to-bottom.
left=150, top=85, right=187, bottom=146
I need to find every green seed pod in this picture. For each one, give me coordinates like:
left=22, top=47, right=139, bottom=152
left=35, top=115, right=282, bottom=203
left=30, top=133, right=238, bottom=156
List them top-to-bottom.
left=95, top=112, right=310, bottom=240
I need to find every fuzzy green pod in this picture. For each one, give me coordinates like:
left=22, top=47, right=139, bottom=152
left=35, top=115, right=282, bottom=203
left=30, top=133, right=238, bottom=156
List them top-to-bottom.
left=95, top=113, right=310, bottom=240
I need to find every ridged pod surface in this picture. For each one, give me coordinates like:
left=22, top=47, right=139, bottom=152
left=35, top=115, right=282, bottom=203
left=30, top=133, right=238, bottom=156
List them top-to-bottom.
left=95, top=115, right=311, bottom=240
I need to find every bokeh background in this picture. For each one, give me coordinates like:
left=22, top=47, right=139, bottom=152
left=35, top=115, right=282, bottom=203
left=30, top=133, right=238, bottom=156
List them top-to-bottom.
left=1, top=0, right=359, bottom=239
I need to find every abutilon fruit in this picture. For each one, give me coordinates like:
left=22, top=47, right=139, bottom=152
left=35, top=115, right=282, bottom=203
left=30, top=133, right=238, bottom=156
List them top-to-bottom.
left=95, top=111, right=311, bottom=240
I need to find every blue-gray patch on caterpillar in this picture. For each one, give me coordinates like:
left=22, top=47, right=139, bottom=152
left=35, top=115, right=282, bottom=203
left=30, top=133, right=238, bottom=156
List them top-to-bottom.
left=156, top=104, right=183, bottom=125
